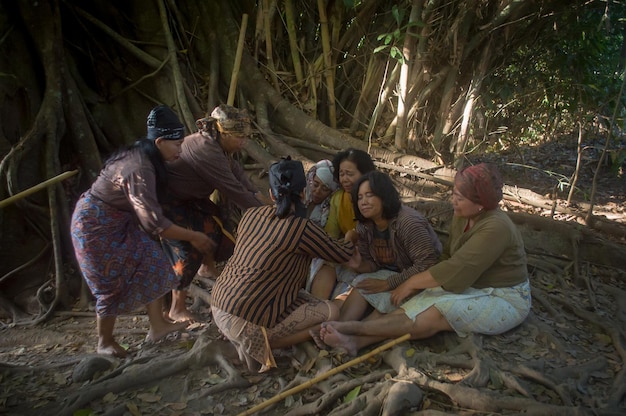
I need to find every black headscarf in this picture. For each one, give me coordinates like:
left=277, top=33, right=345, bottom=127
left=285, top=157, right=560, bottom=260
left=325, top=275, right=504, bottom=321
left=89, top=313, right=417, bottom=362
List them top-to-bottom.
left=146, top=105, right=185, bottom=141
left=269, top=156, right=307, bottom=218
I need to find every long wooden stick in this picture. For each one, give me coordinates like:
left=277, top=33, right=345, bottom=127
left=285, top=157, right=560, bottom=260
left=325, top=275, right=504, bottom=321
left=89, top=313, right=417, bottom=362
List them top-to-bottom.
left=316, top=0, right=337, bottom=128
left=227, top=13, right=249, bottom=106
left=0, top=170, right=78, bottom=209
left=237, top=333, right=411, bottom=416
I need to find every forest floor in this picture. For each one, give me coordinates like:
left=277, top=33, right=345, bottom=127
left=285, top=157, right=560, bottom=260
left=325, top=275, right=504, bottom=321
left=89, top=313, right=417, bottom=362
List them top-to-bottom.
left=1, top=138, right=625, bottom=416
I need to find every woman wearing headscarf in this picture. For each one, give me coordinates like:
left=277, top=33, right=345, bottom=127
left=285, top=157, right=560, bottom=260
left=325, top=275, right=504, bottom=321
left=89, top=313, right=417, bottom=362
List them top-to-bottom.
left=161, top=104, right=270, bottom=322
left=71, top=105, right=213, bottom=358
left=211, top=157, right=359, bottom=373
left=304, top=159, right=339, bottom=228
left=304, top=159, right=342, bottom=298
left=317, top=163, right=531, bottom=356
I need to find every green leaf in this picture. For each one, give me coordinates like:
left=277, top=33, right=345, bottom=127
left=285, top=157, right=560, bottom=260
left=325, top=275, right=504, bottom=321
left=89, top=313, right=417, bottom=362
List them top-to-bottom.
left=391, top=5, right=404, bottom=26
left=373, top=45, right=389, bottom=54
left=343, top=385, right=361, bottom=403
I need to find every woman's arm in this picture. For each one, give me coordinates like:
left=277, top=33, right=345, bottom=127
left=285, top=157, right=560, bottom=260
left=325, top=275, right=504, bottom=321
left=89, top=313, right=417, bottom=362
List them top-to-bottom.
left=160, top=224, right=215, bottom=254
left=390, top=269, right=440, bottom=306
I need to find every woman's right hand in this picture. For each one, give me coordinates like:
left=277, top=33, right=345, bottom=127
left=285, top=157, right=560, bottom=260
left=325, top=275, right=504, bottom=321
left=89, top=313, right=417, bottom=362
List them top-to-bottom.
left=344, top=229, right=359, bottom=244
left=190, top=232, right=216, bottom=254
left=344, top=247, right=362, bottom=270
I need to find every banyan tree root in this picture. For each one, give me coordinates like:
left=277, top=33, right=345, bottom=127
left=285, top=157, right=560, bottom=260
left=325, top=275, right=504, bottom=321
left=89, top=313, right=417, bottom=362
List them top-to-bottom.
left=49, top=331, right=235, bottom=416
left=400, top=367, right=594, bottom=416
left=282, top=369, right=391, bottom=416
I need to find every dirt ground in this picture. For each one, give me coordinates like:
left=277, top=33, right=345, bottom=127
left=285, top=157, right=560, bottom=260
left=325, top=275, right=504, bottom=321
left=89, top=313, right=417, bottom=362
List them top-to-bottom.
left=1, top=138, right=625, bottom=416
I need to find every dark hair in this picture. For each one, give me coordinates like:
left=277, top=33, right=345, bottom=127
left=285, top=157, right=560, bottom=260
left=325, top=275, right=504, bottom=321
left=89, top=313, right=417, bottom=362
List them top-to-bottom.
left=104, top=139, right=168, bottom=202
left=332, top=148, right=376, bottom=182
left=269, top=156, right=307, bottom=219
left=351, top=171, right=401, bottom=222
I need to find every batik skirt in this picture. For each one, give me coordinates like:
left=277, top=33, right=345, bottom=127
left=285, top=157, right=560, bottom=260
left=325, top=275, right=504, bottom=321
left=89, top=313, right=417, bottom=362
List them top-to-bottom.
left=70, top=191, right=179, bottom=316
left=161, top=198, right=235, bottom=289
left=402, top=280, right=532, bottom=337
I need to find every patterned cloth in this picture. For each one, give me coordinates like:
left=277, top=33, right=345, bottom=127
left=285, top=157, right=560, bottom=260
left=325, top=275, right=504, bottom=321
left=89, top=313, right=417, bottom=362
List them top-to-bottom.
left=71, top=192, right=179, bottom=316
left=161, top=197, right=234, bottom=289
left=402, top=280, right=531, bottom=337
left=212, top=290, right=333, bottom=372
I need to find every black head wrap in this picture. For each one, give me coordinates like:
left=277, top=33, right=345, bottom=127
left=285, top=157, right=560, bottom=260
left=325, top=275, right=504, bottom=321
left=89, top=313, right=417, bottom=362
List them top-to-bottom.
left=146, top=105, right=185, bottom=141
left=269, top=156, right=307, bottom=218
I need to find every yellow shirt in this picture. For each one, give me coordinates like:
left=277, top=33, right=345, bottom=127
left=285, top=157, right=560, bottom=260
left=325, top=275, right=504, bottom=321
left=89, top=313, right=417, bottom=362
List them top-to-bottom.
left=324, top=189, right=356, bottom=238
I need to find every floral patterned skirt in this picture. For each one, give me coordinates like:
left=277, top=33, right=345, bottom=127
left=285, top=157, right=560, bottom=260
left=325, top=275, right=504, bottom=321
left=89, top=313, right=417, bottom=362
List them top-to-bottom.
left=70, top=192, right=178, bottom=316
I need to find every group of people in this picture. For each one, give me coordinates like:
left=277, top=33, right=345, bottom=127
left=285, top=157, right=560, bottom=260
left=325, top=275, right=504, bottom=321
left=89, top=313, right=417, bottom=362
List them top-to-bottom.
left=71, top=104, right=531, bottom=370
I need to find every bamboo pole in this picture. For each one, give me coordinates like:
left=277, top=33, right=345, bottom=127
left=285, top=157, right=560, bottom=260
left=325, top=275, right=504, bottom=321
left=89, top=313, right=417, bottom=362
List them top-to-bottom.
left=263, top=0, right=280, bottom=91
left=284, top=0, right=304, bottom=84
left=317, top=0, right=337, bottom=128
left=227, top=13, right=249, bottom=106
left=0, top=170, right=79, bottom=209
left=237, top=333, right=411, bottom=416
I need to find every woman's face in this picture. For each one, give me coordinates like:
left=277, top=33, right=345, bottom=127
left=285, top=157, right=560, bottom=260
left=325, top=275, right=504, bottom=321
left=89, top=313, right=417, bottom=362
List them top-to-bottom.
left=220, top=132, right=248, bottom=153
left=156, top=138, right=184, bottom=161
left=338, top=160, right=361, bottom=193
left=310, top=176, right=333, bottom=205
left=357, top=180, right=383, bottom=222
left=451, top=184, right=483, bottom=218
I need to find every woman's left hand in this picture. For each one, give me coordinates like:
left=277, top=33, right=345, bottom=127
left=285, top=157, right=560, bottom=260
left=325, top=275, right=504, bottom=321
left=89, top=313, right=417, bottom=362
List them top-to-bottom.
left=355, top=278, right=389, bottom=294
left=390, top=282, right=419, bottom=306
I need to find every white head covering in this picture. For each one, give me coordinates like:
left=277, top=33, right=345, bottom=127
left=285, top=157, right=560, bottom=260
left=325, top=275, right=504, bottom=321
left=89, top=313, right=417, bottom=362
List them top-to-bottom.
left=314, top=160, right=338, bottom=192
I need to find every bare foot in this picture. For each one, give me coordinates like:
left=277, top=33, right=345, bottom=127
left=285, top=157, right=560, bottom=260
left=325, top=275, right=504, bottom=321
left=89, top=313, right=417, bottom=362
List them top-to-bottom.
left=197, top=264, right=218, bottom=279
left=168, top=308, right=197, bottom=323
left=162, top=310, right=175, bottom=322
left=146, top=320, right=188, bottom=343
left=319, top=323, right=358, bottom=356
left=309, top=328, right=326, bottom=350
left=97, top=340, right=128, bottom=358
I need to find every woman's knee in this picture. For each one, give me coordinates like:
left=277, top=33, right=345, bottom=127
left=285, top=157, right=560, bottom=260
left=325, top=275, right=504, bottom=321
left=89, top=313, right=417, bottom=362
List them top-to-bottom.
left=327, top=300, right=340, bottom=321
left=410, top=306, right=452, bottom=339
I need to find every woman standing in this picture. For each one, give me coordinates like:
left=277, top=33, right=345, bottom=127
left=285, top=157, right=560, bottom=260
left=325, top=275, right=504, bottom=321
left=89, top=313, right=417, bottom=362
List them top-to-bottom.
left=71, top=105, right=213, bottom=358
left=161, top=105, right=270, bottom=322
left=211, top=157, right=358, bottom=373
left=318, top=164, right=531, bottom=356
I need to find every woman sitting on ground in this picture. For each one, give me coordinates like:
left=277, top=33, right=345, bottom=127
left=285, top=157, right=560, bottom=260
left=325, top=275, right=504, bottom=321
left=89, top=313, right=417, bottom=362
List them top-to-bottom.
left=311, top=149, right=376, bottom=299
left=211, top=157, right=359, bottom=373
left=304, top=159, right=340, bottom=298
left=318, top=163, right=532, bottom=356
left=335, top=170, right=442, bottom=322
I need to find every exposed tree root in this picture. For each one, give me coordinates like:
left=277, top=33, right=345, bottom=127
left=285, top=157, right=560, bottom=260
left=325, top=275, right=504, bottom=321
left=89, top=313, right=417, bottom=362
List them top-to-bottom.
left=48, top=331, right=234, bottom=416
left=282, top=369, right=390, bottom=416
